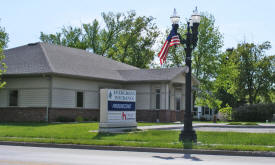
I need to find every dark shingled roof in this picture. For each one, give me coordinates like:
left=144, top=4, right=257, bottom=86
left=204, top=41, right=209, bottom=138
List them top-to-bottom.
left=3, top=42, right=187, bottom=82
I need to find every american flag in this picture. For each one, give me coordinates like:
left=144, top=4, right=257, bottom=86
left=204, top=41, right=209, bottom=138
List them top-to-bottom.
left=158, top=31, right=180, bottom=64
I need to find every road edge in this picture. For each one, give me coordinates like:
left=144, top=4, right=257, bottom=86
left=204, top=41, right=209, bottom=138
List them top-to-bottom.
left=0, top=141, right=274, bottom=157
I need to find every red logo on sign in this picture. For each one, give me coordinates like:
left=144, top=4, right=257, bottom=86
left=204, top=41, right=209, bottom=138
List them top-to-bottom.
left=122, top=112, right=126, bottom=120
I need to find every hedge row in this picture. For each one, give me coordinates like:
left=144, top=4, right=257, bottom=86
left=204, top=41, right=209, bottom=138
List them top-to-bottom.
left=232, top=103, right=275, bottom=122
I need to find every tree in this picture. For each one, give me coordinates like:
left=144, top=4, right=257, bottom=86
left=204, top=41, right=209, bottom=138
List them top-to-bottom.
left=40, top=11, right=159, bottom=68
left=107, top=11, right=159, bottom=68
left=162, top=13, right=223, bottom=109
left=193, top=13, right=223, bottom=109
left=0, top=22, right=9, bottom=88
left=40, top=26, right=86, bottom=49
left=214, top=41, right=275, bottom=107
left=233, top=41, right=275, bottom=104
left=213, top=50, right=242, bottom=108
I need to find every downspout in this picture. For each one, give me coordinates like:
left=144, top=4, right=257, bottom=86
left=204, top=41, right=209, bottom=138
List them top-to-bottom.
left=47, top=75, right=53, bottom=123
left=46, top=106, right=48, bottom=122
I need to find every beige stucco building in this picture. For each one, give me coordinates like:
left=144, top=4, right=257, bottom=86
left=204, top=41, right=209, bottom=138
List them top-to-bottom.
left=0, top=42, right=198, bottom=122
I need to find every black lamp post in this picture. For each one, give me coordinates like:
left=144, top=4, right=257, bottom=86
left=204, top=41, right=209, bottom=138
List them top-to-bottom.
left=170, top=8, right=201, bottom=144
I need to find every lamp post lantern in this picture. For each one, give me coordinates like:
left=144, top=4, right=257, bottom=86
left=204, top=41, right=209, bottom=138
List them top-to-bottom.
left=169, top=7, right=201, bottom=145
left=170, top=8, right=180, bottom=24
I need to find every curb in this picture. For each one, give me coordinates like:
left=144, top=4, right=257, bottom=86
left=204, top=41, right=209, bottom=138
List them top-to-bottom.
left=0, top=141, right=274, bottom=157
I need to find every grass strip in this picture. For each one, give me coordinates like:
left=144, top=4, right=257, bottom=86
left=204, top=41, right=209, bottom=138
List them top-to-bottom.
left=227, top=122, right=258, bottom=125
left=0, top=123, right=274, bottom=152
left=0, top=136, right=274, bottom=152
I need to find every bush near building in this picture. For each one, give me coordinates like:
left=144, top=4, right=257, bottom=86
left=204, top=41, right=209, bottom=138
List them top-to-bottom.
left=232, top=104, right=275, bottom=122
left=218, top=106, right=232, bottom=121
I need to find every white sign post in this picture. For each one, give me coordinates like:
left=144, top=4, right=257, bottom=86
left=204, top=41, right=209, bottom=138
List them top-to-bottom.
left=99, top=89, right=137, bottom=133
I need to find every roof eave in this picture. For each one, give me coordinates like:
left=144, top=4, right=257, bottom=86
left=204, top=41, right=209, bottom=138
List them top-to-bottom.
left=2, top=72, right=125, bottom=83
left=2, top=72, right=173, bottom=83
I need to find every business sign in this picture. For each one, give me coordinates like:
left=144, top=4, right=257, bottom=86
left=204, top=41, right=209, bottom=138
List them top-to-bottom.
left=99, top=89, right=137, bottom=132
left=107, top=89, right=136, bottom=123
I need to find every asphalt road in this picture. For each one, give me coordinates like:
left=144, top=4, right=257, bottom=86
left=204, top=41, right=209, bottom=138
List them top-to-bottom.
left=0, top=145, right=274, bottom=165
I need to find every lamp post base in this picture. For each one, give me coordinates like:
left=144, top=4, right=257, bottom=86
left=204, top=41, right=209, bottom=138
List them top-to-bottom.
left=179, top=129, right=197, bottom=148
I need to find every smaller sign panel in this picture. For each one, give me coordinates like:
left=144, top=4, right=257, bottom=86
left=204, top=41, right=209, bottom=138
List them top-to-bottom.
left=108, top=89, right=136, bottom=102
left=108, top=101, right=135, bottom=111
left=107, top=111, right=136, bottom=123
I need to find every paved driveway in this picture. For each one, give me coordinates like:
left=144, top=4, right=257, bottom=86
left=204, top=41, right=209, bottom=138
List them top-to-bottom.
left=138, top=123, right=275, bottom=133
left=193, top=127, right=275, bottom=133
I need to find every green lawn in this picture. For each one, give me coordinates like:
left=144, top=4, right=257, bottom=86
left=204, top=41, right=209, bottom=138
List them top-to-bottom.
left=193, top=121, right=228, bottom=123
left=0, top=122, right=274, bottom=152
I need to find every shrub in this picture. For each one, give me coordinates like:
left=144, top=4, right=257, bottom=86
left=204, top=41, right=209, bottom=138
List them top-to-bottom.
left=232, top=104, right=275, bottom=122
left=219, top=106, right=232, bottom=121
left=55, top=116, right=75, bottom=122
left=75, top=116, right=84, bottom=122
left=92, top=116, right=98, bottom=122
left=84, top=118, right=90, bottom=121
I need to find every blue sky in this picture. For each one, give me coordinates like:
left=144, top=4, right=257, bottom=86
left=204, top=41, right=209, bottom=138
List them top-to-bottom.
left=1, top=0, right=275, bottom=55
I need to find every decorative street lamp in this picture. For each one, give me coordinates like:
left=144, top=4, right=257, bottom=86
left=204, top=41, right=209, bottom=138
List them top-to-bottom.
left=168, top=7, right=201, bottom=145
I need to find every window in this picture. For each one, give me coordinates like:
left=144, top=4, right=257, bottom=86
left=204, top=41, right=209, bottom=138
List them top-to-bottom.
left=155, top=89, right=160, bottom=109
left=9, top=90, right=18, bottom=106
left=76, top=91, right=84, bottom=108
left=176, top=96, right=181, bottom=110
left=193, top=107, right=198, bottom=116
left=202, top=107, right=205, bottom=115
left=205, top=107, right=209, bottom=115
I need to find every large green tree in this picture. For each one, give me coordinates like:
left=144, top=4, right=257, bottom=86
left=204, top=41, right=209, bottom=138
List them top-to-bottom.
left=40, top=11, right=159, bottom=68
left=162, top=13, right=223, bottom=109
left=193, top=13, right=223, bottom=109
left=0, top=22, right=9, bottom=88
left=214, top=41, right=275, bottom=107
left=233, top=41, right=274, bottom=104
left=213, top=50, right=241, bottom=108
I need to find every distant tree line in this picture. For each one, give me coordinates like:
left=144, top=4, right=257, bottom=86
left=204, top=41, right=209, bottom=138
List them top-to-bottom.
left=40, top=11, right=159, bottom=69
